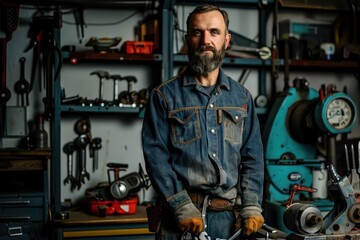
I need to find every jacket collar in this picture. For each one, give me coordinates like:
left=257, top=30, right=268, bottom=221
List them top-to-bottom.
left=182, top=67, right=230, bottom=91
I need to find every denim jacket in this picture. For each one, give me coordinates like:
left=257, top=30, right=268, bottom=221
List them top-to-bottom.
left=142, top=68, right=264, bottom=211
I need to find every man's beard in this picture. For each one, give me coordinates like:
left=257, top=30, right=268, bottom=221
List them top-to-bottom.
left=188, top=44, right=226, bottom=76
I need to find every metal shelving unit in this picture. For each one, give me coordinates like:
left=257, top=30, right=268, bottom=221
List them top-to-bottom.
left=163, top=0, right=274, bottom=100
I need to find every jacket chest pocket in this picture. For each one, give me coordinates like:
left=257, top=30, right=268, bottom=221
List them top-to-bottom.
left=222, top=108, right=247, bottom=144
left=169, top=109, right=201, bottom=144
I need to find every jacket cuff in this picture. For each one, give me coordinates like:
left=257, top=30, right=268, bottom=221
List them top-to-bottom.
left=166, top=189, right=192, bottom=210
left=239, top=206, right=263, bottom=218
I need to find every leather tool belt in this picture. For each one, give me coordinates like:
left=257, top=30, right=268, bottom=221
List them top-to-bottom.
left=189, top=193, right=235, bottom=211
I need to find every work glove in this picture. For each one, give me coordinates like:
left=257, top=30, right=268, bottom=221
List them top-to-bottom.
left=174, top=202, right=204, bottom=235
left=236, top=206, right=264, bottom=236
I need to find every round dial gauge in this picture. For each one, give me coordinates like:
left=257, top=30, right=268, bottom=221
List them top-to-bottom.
left=326, top=98, right=354, bottom=130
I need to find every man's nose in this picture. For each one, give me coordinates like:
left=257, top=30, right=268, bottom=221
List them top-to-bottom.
left=201, top=32, right=211, bottom=45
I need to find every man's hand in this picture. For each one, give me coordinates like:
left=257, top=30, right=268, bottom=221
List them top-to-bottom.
left=174, top=202, right=203, bottom=234
left=236, top=206, right=265, bottom=236
left=243, top=215, right=264, bottom=235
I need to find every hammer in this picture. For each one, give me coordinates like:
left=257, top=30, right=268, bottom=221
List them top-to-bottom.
left=90, top=70, right=109, bottom=101
left=108, top=74, right=122, bottom=104
left=119, top=76, right=137, bottom=105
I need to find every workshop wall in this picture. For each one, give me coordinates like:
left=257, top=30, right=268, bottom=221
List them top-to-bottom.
left=4, top=4, right=360, bottom=207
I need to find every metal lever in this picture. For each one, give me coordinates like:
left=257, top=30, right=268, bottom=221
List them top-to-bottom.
left=228, top=45, right=272, bottom=60
left=345, top=143, right=360, bottom=191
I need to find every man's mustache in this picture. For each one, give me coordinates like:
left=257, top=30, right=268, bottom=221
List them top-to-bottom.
left=196, top=45, right=216, bottom=53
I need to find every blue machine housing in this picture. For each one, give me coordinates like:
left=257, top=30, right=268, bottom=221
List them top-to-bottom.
left=261, top=80, right=353, bottom=232
left=263, top=86, right=321, bottom=202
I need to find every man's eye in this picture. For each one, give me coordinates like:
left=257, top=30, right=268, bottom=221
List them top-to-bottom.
left=211, top=30, right=219, bottom=36
left=192, top=31, right=201, bottom=37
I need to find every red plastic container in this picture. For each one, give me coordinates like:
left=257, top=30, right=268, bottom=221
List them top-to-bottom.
left=124, top=41, right=154, bottom=54
left=88, top=197, right=138, bottom=216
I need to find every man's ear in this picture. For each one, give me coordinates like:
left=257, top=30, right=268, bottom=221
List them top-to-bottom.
left=225, top=33, right=231, bottom=49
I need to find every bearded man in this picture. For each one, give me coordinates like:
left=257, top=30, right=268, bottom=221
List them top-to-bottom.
left=142, top=4, right=265, bottom=240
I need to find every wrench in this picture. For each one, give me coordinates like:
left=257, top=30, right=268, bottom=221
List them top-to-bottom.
left=14, top=57, right=30, bottom=106
left=74, top=134, right=90, bottom=189
left=90, top=137, right=102, bottom=172
left=63, top=142, right=76, bottom=190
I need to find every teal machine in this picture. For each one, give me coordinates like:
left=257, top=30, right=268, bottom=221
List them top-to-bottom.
left=263, top=78, right=359, bottom=237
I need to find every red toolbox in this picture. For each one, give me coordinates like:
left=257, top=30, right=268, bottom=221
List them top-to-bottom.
left=123, top=41, right=154, bottom=54
left=87, top=197, right=138, bottom=216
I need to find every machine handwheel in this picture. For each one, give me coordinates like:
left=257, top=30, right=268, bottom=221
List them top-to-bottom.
left=347, top=202, right=360, bottom=224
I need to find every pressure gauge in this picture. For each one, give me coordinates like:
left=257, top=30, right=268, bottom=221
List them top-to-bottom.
left=315, top=93, right=357, bottom=134
left=326, top=98, right=353, bottom=130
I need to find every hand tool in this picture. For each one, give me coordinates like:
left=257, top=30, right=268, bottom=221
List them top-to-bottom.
left=0, top=3, right=19, bottom=137
left=73, top=7, right=85, bottom=44
left=23, top=12, right=63, bottom=120
left=25, top=12, right=63, bottom=91
left=228, top=45, right=272, bottom=60
left=14, top=57, right=30, bottom=106
left=90, top=70, right=109, bottom=103
left=108, top=74, right=122, bottom=104
left=118, top=75, right=138, bottom=105
left=137, top=88, right=150, bottom=106
left=74, top=134, right=90, bottom=189
left=90, top=137, right=102, bottom=172
left=63, top=142, right=76, bottom=190
left=345, top=144, right=351, bottom=174
left=350, top=144, right=360, bottom=191
left=262, top=223, right=277, bottom=233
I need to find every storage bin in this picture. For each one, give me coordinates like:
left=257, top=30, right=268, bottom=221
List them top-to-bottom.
left=123, top=41, right=154, bottom=54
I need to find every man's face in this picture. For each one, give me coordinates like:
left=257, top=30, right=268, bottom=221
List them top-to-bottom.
left=186, top=10, right=231, bottom=75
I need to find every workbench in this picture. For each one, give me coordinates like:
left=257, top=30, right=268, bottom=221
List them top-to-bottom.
left=53, top=205, right=154, bottom=240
